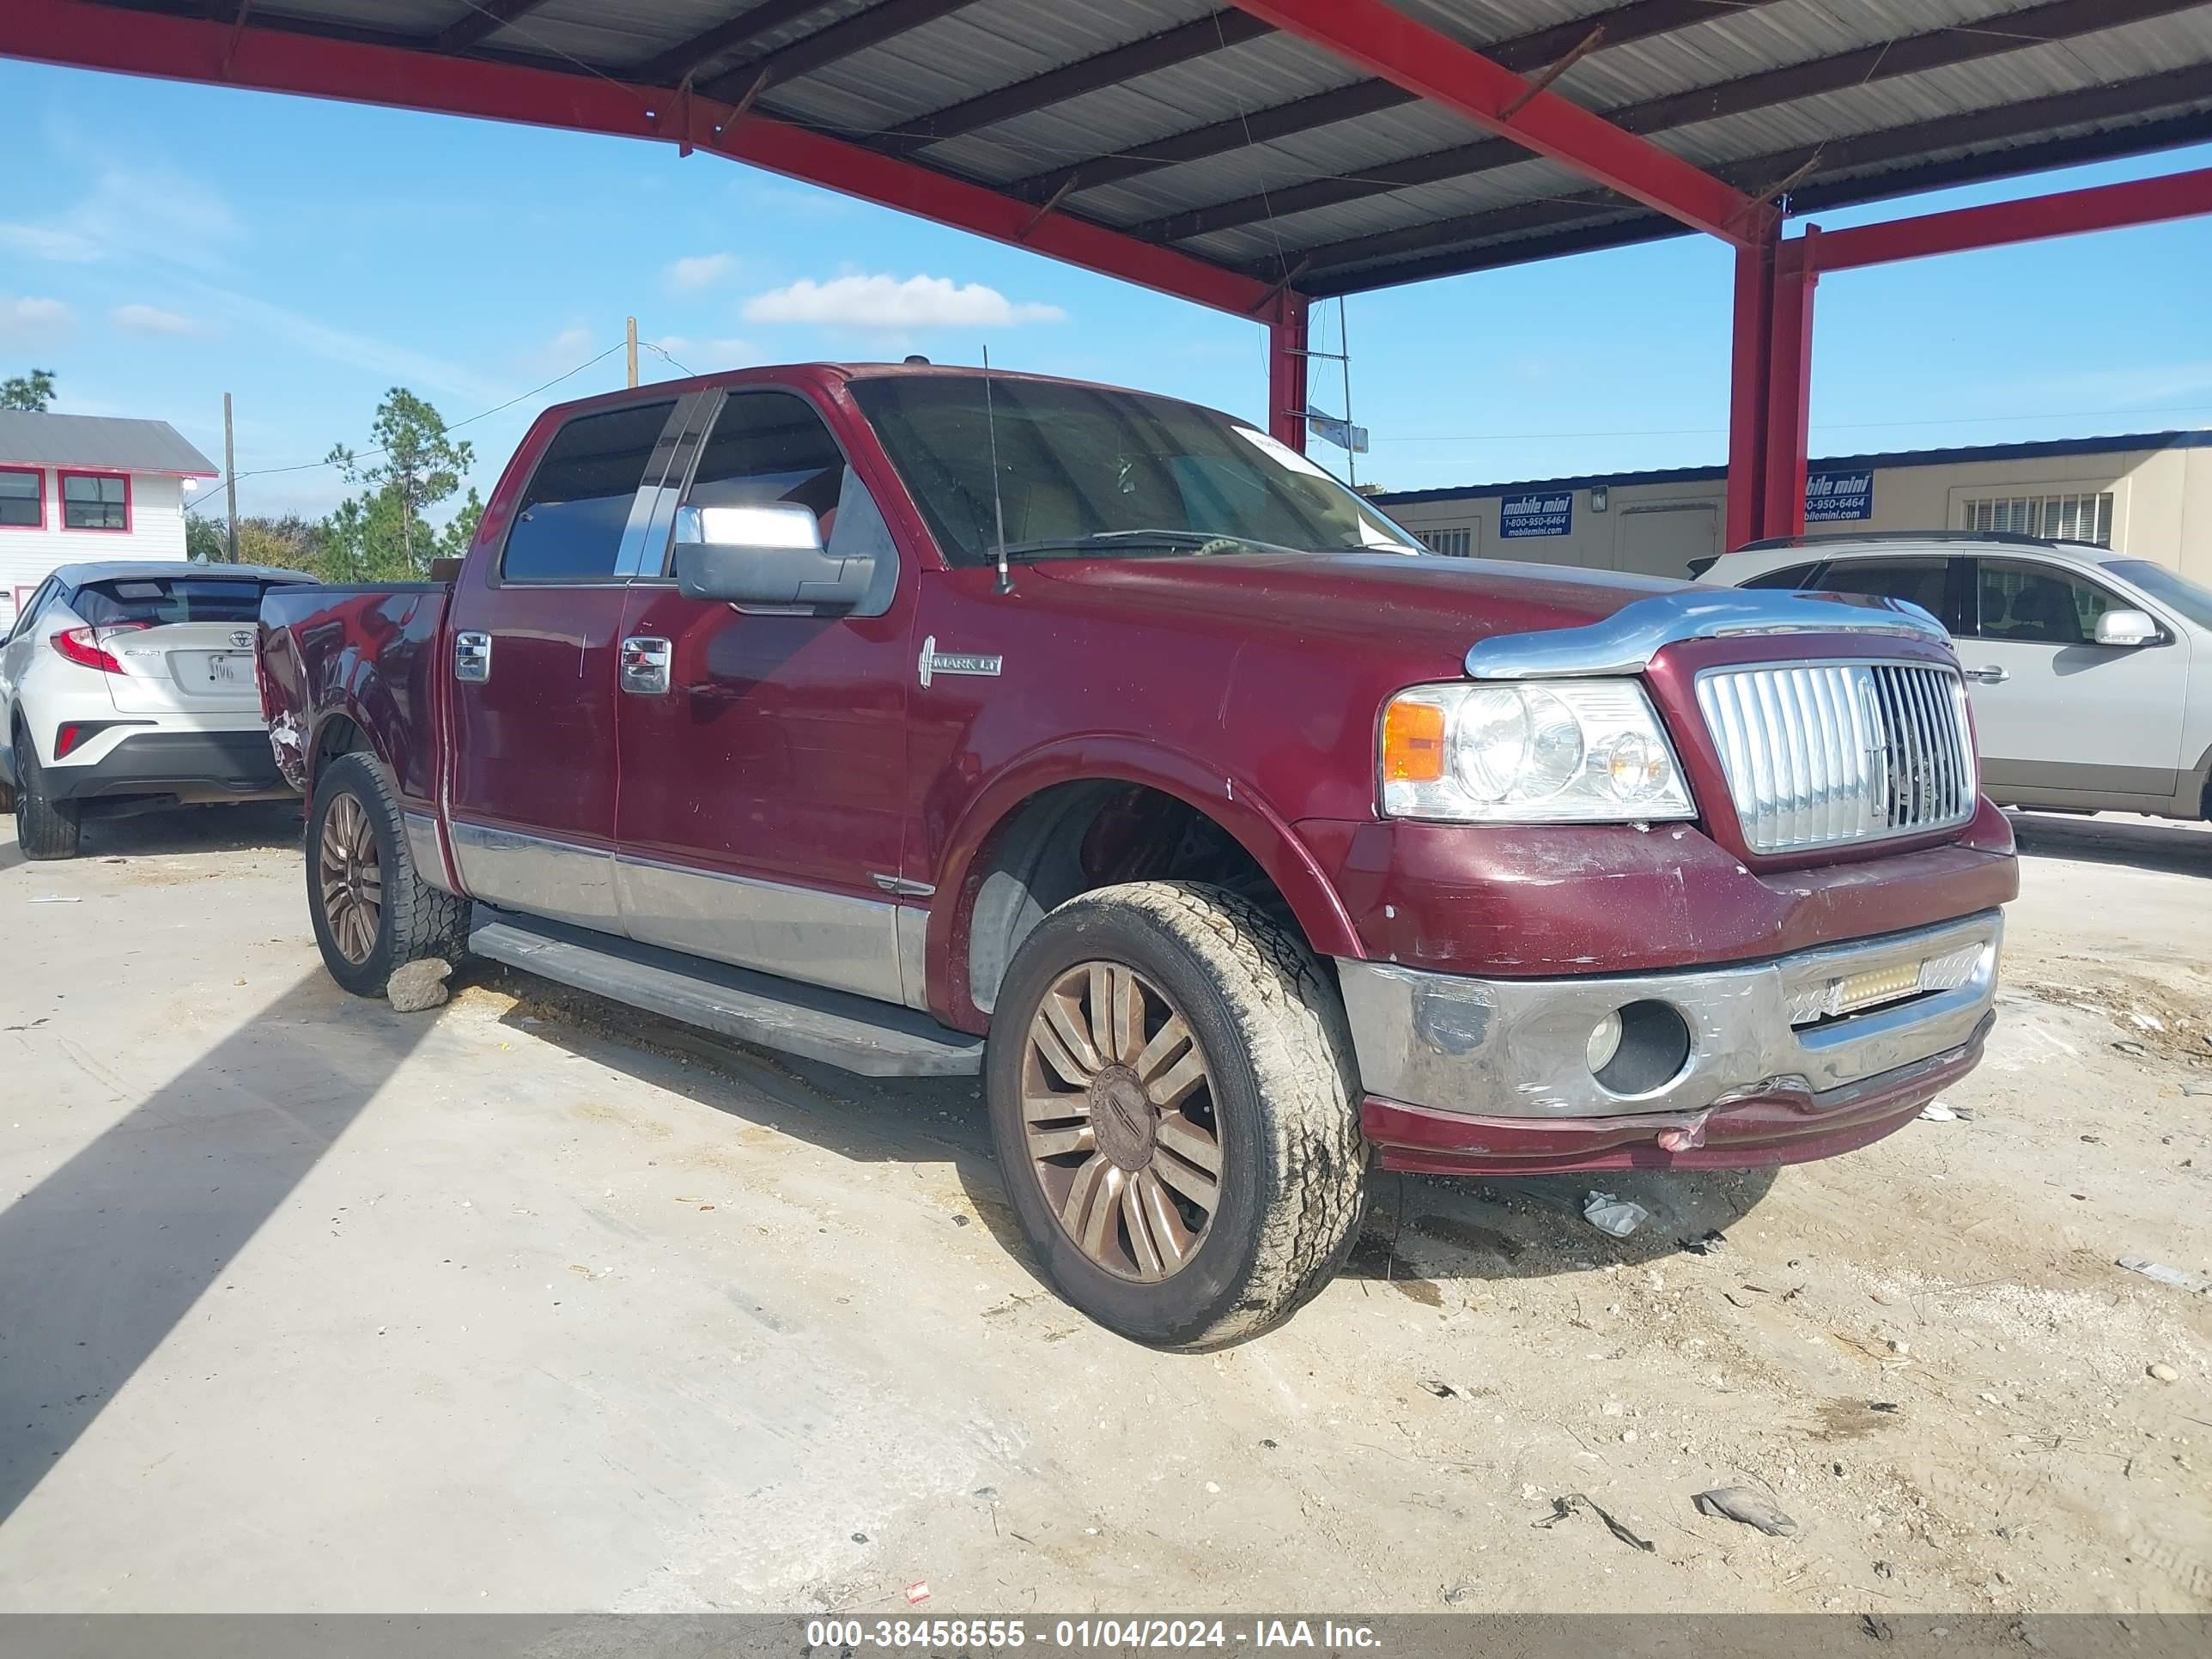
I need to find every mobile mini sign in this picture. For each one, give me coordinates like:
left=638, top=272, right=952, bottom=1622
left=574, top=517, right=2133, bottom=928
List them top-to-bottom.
left=1805, top=471, right=1875, bottom=522
left=1500, top=491, right=1573, bottom=538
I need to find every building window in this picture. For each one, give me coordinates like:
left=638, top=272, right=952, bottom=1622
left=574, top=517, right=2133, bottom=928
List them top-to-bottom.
left=0, top=466, right=41, bottom=529
left=60, top=471, right=130, bottom=532
left=1959, top=490, right=2113, bottom=546
left=1419, top=526, right=1473, bottom=557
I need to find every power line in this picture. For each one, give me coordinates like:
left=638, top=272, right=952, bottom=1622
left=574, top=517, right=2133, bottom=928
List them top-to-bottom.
left=185, top=340, right=629, bottom=513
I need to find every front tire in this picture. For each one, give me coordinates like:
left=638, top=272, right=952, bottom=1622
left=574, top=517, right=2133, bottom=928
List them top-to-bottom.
left=14, top=728, right=82, bottom=860
left=307, top=753, right=468, bottom=997
left=985, top=881, right=1368, bottom=1350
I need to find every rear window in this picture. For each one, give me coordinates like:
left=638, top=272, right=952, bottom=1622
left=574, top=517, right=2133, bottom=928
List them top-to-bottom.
left=74, top=576, right=288, bottom=626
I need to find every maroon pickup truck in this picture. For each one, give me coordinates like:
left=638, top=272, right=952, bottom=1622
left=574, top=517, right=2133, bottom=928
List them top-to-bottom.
left=259, top=363, right=2015, bottom=1347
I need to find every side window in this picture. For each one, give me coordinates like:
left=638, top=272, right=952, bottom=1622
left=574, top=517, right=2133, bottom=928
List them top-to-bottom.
left=673, top=391, right=898, bottom=613
left=501, top=400, right=676, bottom=582
left=1813, top=557, right=1956, bottom=629
left=1974, top=558, right=2119, bottom=646
left=1741, top=562, right=1820, bottom=590
left=7, top=578, right=58, bottom=643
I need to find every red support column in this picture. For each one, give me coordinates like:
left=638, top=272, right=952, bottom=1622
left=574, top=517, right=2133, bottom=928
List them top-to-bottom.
left=1759, top=231, right=1819, bottom=542
left=1724, top=234, right=1776, bottom=551
left=1268, top=291, right=1311, bottom=452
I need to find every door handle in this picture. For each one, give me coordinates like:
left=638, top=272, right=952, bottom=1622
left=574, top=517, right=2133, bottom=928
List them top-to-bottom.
left=454, top=631, right=492, bottom=684
left=620, top=635, right=672, bottom=696
left=1960, top=665, right=2009, bottom=685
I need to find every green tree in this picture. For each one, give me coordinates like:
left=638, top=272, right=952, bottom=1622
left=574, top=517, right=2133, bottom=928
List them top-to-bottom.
left=2, top=368, right=57, bottom=412
left=325, top=387, right=473, bottom=577
left=438, top=488, right=485, bottom=562
left=185, top=514, right=224, bottom=562
left=237, top=514, right=331, bottom=574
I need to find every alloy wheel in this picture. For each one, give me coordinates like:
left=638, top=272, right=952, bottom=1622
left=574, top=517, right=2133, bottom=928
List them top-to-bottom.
left=318, top=793, right=382, bottom=965
left=1020, top=961, right=1223, bottom=1282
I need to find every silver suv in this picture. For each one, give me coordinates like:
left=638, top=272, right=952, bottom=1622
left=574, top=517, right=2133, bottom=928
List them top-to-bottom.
left=1700, top=531, right=2212, bottom=822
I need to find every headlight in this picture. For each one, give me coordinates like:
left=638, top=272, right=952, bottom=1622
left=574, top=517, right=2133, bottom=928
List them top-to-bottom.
left=1379, top=679, right=1695, bottom=823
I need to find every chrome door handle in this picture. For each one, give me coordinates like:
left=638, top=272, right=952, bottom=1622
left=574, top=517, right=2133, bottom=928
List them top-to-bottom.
left=454, top=631, right=492, bottom=684
left=620, top=635, right=672, bottom=696
left=1961, top=665, right=2009, bottom=685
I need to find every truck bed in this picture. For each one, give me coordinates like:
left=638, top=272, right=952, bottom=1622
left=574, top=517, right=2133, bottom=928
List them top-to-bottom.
left=257, top=581, right=452, bottom=800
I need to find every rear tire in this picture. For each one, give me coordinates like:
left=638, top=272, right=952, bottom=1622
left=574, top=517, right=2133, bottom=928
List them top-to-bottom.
left=14, top=729, right=82, bottom=860
left=307, top=752, right=468, bottom=997
left=985, top=881, right=1368, bottom=1350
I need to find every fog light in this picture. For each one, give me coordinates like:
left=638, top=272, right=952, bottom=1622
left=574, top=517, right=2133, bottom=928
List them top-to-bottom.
left=1585, top=1009, right=1624, bottom=1073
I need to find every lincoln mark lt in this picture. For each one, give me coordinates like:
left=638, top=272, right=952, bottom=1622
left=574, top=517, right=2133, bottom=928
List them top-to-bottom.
left=258, top=364, right=2017, bottom=1346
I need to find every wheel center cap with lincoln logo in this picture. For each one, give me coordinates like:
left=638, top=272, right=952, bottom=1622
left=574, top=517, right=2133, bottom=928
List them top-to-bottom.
left=1087, top=1066, right=1157, bottom=1170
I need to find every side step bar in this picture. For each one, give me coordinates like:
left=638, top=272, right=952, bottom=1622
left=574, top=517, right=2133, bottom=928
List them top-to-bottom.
left=469, top=909, right=983, bottom=1079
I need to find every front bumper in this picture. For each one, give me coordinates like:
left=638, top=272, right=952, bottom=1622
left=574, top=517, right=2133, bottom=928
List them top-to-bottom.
left=1340, top=910, right=2002, bottom=1175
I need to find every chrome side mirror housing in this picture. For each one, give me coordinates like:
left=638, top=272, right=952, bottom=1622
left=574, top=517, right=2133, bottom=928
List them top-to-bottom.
left=672, top=503, right=875, bottom=611
left=2094, top=608, right=2159, bottom=647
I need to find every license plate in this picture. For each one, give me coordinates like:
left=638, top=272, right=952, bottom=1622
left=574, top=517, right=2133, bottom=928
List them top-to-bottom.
left=204, top=653, right=247, bottom=686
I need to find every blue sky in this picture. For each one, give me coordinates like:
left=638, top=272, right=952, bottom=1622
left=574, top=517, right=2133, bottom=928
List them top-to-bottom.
left=3, top=58, right=2209, bottom=524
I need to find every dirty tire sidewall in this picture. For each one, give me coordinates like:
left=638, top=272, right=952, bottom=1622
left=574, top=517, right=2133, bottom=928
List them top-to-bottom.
left=14, top=729, right=82, bottom=860
left=307, top=752, right=467, bottom=999
left=986, top=880, right=1368, bottom=1351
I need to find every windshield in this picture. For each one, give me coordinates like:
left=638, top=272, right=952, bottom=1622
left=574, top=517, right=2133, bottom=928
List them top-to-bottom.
left=849, top=374, right=1422, bottom=567
left=2107, top=560, right=2212, bottom=630
left=75, top=576, right=292, bottom=626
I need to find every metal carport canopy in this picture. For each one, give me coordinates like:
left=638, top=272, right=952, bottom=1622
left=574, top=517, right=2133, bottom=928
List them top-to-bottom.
left=9, top=0, right=2212, bottom=544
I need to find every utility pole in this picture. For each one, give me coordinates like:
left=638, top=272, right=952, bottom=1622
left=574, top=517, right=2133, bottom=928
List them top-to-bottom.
left=626, top=316, right=638, bottom=388
left=222, top=392, right=239, bottom=562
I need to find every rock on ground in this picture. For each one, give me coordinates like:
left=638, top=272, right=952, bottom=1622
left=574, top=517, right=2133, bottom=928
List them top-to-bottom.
left=386, top=957, right=453, bottom=1012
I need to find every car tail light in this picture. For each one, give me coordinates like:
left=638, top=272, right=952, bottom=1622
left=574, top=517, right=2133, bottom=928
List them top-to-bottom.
left=50, top=624, right=144, bottom=674
left=55, top=721, right=92, bottom=758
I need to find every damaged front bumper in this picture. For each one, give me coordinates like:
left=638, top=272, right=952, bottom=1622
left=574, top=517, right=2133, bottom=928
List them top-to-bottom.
left=1338, top=909, right=2002, bottom=1175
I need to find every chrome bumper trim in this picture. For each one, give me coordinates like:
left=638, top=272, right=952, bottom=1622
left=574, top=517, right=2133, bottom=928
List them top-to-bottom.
left=1337, top=910, right=2002, bottom=1121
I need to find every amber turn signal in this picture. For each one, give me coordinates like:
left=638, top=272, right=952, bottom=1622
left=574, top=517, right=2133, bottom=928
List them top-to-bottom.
left=1381, top=698, right=1447, bottom=783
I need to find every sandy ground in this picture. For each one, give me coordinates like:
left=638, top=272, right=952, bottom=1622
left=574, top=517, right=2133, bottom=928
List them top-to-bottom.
left=0, top=803, right=2206, bottom=1614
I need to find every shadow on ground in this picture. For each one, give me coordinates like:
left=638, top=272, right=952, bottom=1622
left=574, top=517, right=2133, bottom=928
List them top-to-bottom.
left=2010, top=809, right=2212, bottom=878
left=466, top=961, right=1782, bottom=1322
left=0, top=969, right=436, bottom=1526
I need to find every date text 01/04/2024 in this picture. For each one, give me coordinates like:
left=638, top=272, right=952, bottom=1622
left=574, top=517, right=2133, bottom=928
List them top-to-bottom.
left=801, top=1620, right=1381, bottom=1649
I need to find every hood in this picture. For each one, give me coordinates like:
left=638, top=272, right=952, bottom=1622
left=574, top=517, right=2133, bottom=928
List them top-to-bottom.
left=1022, top=551, right=1685, bottom=678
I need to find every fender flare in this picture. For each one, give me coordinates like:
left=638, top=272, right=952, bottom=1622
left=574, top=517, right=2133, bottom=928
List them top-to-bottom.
left=924, top=735, right=1362, bottom=1031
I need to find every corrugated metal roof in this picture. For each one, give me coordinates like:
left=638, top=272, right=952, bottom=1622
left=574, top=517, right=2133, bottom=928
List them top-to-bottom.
left=40, top=0, right=2212, bottom=297
left=0, top=411, right=219, bottom=477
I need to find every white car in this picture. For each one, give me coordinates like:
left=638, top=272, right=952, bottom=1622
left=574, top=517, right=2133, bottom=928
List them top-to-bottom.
left=1699, top=531, right=2212, bottom=821
left=0, top=561, right=319, bottom=859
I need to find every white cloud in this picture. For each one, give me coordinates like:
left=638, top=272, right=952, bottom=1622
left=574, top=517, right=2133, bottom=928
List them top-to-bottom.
left=1, top=162, right=239, bottom=274
left=0, top=223, right=100, bottom=263
left=665, top=252, right=736, bottom=293
left=742, top=274, right=1066, bottom=331
left=178, top=280, right=511, bottom=407
left=0, top=296, right=72, bottom=340
left=112, top=302, right=209, bottom=337
left=544, top=325, right=596, bottom=361
left=651, top=335, right=756, bottom=371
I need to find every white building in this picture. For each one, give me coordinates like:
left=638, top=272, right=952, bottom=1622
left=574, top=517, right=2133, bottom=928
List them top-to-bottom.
left=0, top=410, right=219, bottom=631
left=1371, top=431, right=2212, bottom=586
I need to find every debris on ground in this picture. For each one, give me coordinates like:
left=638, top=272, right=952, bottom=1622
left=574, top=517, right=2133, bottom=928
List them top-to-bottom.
left=386, top=957, right=453, bottom=1012
left=1919, top=1100, right=1960, bottom=1121
left=1582, top=1192, right=1650, bottom=1238
left=1679, top=1229, right=1727, bottom=1255
left=2117, top=1255, right=2212, bottom=1295
left=2148, top=1363, right=2179, bottom=1383
left=1419, top=1379, right=1459, bottom=1399
left=1694, top=1486, right=1800, bottom=1537
left=1534, top=1492, right=1655, bottom=1553
left=903, top=1581, right=931, bottom=1605
left=1442, top=1585, right=1472, bottom=1606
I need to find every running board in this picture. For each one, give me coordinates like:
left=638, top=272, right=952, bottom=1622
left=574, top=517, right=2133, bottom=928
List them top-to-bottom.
left=468, top=910, right=983, bottom=1078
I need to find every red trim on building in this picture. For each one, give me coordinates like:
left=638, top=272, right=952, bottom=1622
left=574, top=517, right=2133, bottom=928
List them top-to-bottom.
left=0, top=465, right=45, bottom=532
left=58, top=469, right=132, bottom=534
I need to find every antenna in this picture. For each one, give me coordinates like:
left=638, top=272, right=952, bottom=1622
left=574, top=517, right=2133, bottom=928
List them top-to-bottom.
left=981, top=343, right=1013, bottom=595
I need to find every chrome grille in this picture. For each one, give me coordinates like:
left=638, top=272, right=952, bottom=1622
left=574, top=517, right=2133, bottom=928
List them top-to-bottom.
left=1695, top=662, right=1977, bottom=854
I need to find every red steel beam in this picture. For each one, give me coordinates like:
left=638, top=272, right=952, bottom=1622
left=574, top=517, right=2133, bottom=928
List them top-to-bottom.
left=2, top=0, right=1279, bottom=319
left=1224, top=0, right=1771, bottom=246
left=1798, top=164, right=2212, bottom=273
left=1759, top=233, right=1819, bottom=543
left=1723, top=235, right=1775, bottom=552
left=1266, top=292, right=1310, bottom=453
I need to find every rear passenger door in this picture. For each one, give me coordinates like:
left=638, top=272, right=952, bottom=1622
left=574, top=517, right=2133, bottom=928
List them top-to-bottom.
left=444, top=396, right=690, bottom=933
left=1803, top=555, right=1966, bottom=634
left=1960, top=556, right=2187, bottom=802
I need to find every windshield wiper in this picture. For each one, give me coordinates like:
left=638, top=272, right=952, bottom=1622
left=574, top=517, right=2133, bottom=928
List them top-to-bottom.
left=998, top=528, right=1309, bottom=562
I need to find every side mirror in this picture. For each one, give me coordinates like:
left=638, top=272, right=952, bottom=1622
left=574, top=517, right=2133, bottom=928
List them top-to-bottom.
left=672, top=502, right=875, bottom=611
left=2094, top=608, right=2159, bottom=647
